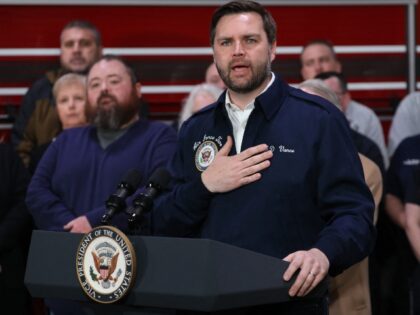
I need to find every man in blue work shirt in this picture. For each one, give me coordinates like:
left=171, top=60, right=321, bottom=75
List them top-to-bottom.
left=153, top=1, right=375, bottom=313
left=27, top=55, right=177, bottom=315
left=385, top=134, right=420, bottom=314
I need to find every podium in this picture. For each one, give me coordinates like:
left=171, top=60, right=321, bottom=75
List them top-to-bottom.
left=25, top=230, right=328, bottom=314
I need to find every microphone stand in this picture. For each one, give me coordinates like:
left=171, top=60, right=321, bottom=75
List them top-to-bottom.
left=126, top=194, right=151, bottom=235
left=101, top=195, right=127, bottom=225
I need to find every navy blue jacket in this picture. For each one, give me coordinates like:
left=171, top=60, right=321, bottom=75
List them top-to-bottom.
left=153, top=75, right=375, bottom=276
left=27, top=119, right=177, bottom=232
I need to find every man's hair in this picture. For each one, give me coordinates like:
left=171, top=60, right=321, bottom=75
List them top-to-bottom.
left=210, top=0, right=277, bottom=46
left=61, top=20, right=102, bottom=46
left=301, top=39, right=336, bottom=59
left=89, top=54, right=139, bottom=84
left=315, top=71, right=348, bottom=93
left=53, top=73, right=87, bottom=100
left=298, top=79, right=341, bottom=110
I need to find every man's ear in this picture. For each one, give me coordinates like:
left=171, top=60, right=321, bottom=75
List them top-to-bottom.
left=270, top=41, right=277, bottom=62
left=97, top=46, right=103, bottom=58
left=335, top=60, right=342, bottom=73
left=135, top=82, right=142, bottom=98
left=341, top=91, right=352, bottom=110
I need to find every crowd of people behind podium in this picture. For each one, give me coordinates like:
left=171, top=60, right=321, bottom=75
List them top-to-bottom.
left=1, top=1, right=419, bottom=314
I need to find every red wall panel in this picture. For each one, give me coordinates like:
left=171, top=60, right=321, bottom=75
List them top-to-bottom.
left=0, top=3, right=416, bottom=139
left=0, top=5, right=408, bottom=48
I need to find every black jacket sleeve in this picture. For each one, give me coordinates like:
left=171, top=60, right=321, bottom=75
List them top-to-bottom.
left=0, top=144, right=32, bottom=253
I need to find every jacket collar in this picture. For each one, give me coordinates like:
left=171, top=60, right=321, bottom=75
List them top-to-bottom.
left=214, top=73, right=289, bottom=122
left=255, top=74, right=289, bottom=120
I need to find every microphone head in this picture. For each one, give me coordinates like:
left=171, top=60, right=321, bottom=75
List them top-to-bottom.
left=149, top=168, right=171, bottom=191
left=122, top=169, right=142, bottom=194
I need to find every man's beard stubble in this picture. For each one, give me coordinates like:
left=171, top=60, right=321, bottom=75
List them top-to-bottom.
left=216, top=56, right=271, bottom=94
left=86, top=93, right=138, bottom=130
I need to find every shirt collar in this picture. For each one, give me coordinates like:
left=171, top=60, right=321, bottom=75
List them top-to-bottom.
left=214, top=72, right=288, bottom=123
left=225, top=72, right=276, bottom=111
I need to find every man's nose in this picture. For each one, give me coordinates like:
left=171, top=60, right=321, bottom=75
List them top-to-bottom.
left=233, top=41, right=245, bottom=56
left=72, top=42, right=81, bottom=53
left=314, top=61, right=323, bottom=74
left=100, top=81, right=108, bottom=92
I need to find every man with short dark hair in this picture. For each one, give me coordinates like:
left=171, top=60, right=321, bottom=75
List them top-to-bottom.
left=152, top=1, right=375, bottom=314
left=13, top=20, right=102, bottom=166
left=59, top=20, right=102, bottom=74
left=300, top=39, right=340, bottom=81
left=300, top=40, right=388, bottom=168
left=27, top=55, right=177, bottom=314
left=27, top=55, right=176, bottom=232
left=205, top=62, right=226, bottom=89
left=316, top=71, right=385, bottom=174
left=385, top=135, right=420, bottom=314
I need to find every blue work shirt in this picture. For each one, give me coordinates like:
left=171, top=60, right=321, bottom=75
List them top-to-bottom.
left=387, top=134, right=420, bottom=203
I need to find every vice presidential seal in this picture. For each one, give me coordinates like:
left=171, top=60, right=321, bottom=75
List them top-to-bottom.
left=195, top=141, right=218, bottom=172
left=76, top=226, right=136, bottom=303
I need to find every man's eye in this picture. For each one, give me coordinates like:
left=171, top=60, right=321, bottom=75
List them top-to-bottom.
left=80, top=39, right=93, bottom=47
left=64, top=41, right=74, bottom=48
left=89, top=82, right=100, bottom=89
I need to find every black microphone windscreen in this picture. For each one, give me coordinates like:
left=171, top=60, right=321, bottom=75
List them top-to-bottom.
left=149, top=168, right=171, bottom=190
left=123, top=169, right=142, bottom=193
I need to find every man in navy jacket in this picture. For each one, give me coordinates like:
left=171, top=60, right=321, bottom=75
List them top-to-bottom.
left=153, top=1, right=375, bottom=313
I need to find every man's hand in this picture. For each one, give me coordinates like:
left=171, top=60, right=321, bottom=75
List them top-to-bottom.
left=201, top=136, right=273, bottom=193
left=405, top=202, right=420, bottom=262
left=64, top=216, right=92, bottom=233
left=283, top=248, right=330, bottom=297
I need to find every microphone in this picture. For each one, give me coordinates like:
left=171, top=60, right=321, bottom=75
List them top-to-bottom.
left=128, top=168, right=171, bottom=229
left=101, top=169, right=142, bottom=224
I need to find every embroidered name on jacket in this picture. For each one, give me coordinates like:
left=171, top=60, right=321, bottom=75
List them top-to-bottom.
left=278, top=145, right=295, bottom=153
left=403, top=159, right=420, bottom=166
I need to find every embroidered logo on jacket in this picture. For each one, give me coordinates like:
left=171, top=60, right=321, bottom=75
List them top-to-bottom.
left=195, top=141, right=219, bottom=171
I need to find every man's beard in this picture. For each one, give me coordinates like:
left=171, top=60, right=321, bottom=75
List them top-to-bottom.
left=216, top=57, right=271, bottom=94
left=87, top=93, right=138, bottom=130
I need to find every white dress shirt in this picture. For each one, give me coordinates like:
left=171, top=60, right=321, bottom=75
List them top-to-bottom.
left=225, top=73, right=275, bottom=153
